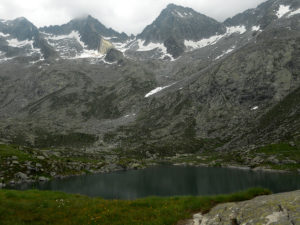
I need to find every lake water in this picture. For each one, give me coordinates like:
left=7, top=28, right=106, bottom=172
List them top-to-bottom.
left=12, top=166, right=300, bottom=199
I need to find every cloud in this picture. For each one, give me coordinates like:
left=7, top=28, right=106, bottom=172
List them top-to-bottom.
left=0, top=0, right=267, bottom=35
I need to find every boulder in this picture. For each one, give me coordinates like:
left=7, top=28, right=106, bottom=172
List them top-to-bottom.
left=37, top=156, right=45, bottom=160
left=266, top=156, right=279, bottom=164
left=15, top=172, right=28, bottom=180
left=50, top=172, right=56, bottom=177
left=38, top=176, right=49, bottom=182
left=183, top=191, right=300, bottom=225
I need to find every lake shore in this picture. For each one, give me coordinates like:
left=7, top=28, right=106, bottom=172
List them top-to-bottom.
left=1, top=142, right=299, bottom=188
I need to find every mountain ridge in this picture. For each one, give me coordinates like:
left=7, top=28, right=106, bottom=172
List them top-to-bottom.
left=0, top=0, right=299, bottom=160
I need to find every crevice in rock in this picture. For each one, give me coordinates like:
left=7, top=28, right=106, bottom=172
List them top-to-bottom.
left=231, top=218, right=239, bottom=225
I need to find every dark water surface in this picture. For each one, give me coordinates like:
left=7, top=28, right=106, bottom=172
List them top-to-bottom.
left=12, top=166, right=300, bottom=199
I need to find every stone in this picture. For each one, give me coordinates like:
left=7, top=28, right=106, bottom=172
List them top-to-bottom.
left=289, top=141, right=296, bottom=147
left=52, top=152, right=61, bottom=157
left=11, top=156, right=18, bottom=160
left=37, top=156, right=45, bottom=160
left=251, top=156, right=264, bottom=165
left=266, top=156, right=279, bottom=164
left=282, top=159, right=297, bottom=164
left=12, top=160, right=19, bottom=165
left=36, top=163, right=42, bottom=168
left=130, top=163, right=141, bottom=169
left=15, top=172, right=28, bottom=180
left=50, top=172, right=56, bottom=177
left=38, top=176, right=49, bottom=182
left=181, top=191, right=300, bottom=225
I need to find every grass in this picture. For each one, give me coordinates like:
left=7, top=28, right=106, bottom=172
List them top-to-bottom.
left=254, top=142, right=300, bottom=161
left=0, top=144, right=32, bottom=161
left=0, top=144, right=107, bottom=183
left=0, top=188, right=270, bottom=225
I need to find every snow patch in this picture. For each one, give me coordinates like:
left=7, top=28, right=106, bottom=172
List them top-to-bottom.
left=276, top=5, right=291, bottom=18
left=288, top=8, right=300, bottom=17
left=171, top=10, right=191, bottom=18
left=172, top=10, right=184, bottom=18
left=226, top=25, right=247, bottom=34
left=251, top=25, right=261, bottom=31
left=185, top=26, right=246, bottom=51
left=44, top=31, right=107, bottom=60
left=45, top=31, right=86, bottom=48
left=0, top=32, right=9, bottom=37
left=185, top=34, right=225, bottom=50
left=102, top=36, right=118, bottom=40
left=6, top=38, right=42, bottom=57
left=112, top=38, right=137, bottom=53
left=7, top=39, right=34, bottom=48
left=136, top=40, right=174, bottom=60
left=137, top=40, right=165, bottom=52
left=215, top=46, right=236, bottom=60
left=73, top=50, right=103, bottom=59
left=0, top=51, right=15, bottom=63
left=101, top=58, right=117, bottom=65
left=145, top=83, right=176, bottom=98
left=251, top=106, right=259, bottom=111
left=124, top=113, right=136, bottom=118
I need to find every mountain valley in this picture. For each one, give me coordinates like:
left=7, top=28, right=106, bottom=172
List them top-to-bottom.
left=0, top=0, right=299, bottom=186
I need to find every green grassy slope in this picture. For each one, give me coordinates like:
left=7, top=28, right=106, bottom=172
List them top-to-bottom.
left=0, top=188, right=270, bottom=225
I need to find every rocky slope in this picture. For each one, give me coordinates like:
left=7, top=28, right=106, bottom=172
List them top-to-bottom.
left=0, top=0, right=299, bottom=177
left=105, top=3, right=300, bottom=157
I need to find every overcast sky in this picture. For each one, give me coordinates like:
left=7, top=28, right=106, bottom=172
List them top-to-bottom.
left=0, top=0, right=267, bottom=35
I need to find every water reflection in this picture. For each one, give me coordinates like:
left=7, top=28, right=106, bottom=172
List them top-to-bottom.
left=12, top=166, right=300, bottom=199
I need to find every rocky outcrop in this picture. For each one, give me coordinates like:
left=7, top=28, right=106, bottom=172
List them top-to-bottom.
left=99, top=37, right=114, bottom=54
left=104, top=48, right=123, bottom=62
left=183, top=190, right=300, bottom=225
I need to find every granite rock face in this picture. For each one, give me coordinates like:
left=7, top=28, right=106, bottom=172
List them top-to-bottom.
left=138, top=3, right=225, bottom=43
left=184, top=190, right=300, bottom=225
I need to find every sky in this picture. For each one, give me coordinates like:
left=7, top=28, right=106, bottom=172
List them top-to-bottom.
left=0, top=0, right=267, bottom=35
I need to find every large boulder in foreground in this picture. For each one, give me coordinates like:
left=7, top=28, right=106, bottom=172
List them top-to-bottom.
left=182, top=190, right=300, bottom=225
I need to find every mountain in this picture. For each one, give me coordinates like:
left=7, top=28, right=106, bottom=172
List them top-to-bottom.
left=0, top=0, right=299, bottom=164
left=225, top=0, right=300, bottom=29
left=136, top=4, right=225, bottom=58
left=138, top=4, right=225, bottom=42
left=40, top=15, right=128, bottom=50
left=0, top=17, right=56, bottom=60
left=0, top=17, right=38, bottom=41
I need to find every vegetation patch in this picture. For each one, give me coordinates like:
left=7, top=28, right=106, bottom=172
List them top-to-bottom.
left=34, top=132, right=98, bottom=148
left=0, top=188, right=270, bottom=225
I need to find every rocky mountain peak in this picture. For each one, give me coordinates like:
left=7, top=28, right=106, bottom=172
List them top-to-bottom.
left=224, top=0, right=300, bottom=29
left=165, top=3, right=195, bottom=15
left=138, top=4, right=225, bottom=44
left=40, top=15, right=128, bottom=50
left=0, top=17, right=38, bottom=41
